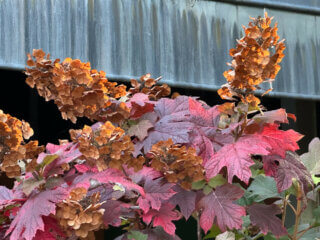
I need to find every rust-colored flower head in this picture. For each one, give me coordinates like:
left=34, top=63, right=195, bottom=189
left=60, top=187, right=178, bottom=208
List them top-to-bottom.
left=218, top=12, right=285, bottom=108
left=25, top=49, right=128, bottom=123
left=129, top=74, right=171, bottom=100
left=0, top=110, right=44, bottom=178
left=70, top=122, right=144, bottom=172
left=149, top=139, right=205, bottom=189
left=56, top=191, right=105, bottom=239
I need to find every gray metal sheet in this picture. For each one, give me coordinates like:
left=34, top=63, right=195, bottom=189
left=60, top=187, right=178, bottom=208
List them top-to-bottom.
left=0, top=0, right=319, bottom=99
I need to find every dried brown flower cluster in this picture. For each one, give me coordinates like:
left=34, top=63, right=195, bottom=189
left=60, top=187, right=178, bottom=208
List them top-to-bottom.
left=218, top=12, right=285, bottom=107
left=25, top=49, right=127, bottom=123
left=129, top=74, right=171, bottom=100
left=0, top=110, right=44, bottom=178
left=70, top=122, right=145, bottom=171
left=149, top=139, right=204, bottom=189
left=56, top=190, right=104, bottom=239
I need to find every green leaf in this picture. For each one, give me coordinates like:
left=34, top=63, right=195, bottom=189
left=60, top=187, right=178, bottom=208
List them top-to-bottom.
left=301, top=138, right=320, bottom=175
left=37, top=154, right=59, bottom=171
left=208, top=174, right=227, bottom=188
left=247, top=175, right=280, bottom=202
left=312, top=175, right=320, bottom=184
left=22, top=178, right=45, bottom=195
left=192, top=180, right=206, bottom=190
left=203, top=185, right=213, bottom=195
left=236, top=191, right=255, bottom=206
left=313, top=206, right=320, bottom=223
left=242, top=215, right=250, bottom=228
left=204, top=224, right=221, bottom=239
left=299, top=226, right=320, bottom=240
left=127, top=230, right=148, bottom=240
left=216, top=231, right=235, bottom=240
left=264, top=233, right=290, bottom=240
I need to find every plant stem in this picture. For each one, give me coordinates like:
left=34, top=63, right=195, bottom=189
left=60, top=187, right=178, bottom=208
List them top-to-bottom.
left=292, top=183, right=302, bottom=240
left=282, top=195, right=289, bottom=227
left=197, top=214, right=202, bottom=240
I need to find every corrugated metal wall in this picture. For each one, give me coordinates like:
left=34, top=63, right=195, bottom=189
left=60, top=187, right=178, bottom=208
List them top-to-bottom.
left=0, top=0, right=319, bottom=99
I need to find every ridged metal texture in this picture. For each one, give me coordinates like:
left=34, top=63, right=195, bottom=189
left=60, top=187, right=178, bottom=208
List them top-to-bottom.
left=0, top=0, right=320, bottom=99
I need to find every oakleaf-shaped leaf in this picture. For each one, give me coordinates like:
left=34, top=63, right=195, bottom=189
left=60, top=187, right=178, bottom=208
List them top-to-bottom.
left=135, top=96, right=193, bottom=153
left=128, top=119, right=154, bottom=141
left=257, top=124, right=302, bottom=158
left=205, top=135, right=270, bottom=184
left=301, top=137, right=320, bottom=175
left=263, top=152, right=313, bottom=193
left=71, top=168, right=145, bottom=196
left=247, top=175, right=280, bottom=202
left=137, top=178, right=176, bottom=212
left=197, top=184, right=245, bottom=233
left=169, top=185, right=196, bottom=219
left=6, top=187, right=68, bottom=240
left=101, top=200, right=131, bottom=227
left=142, top=203, right=180, bottom=235
left=248, top=203, right=287, bottom=237
left=33, top=216, right=65, bottom=240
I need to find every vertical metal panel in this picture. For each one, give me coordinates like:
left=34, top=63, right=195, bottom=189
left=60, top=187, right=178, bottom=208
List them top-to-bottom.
left=0, top=0, right=319, bottom=99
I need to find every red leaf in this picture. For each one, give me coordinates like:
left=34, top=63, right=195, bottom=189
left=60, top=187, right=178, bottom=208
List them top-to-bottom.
left=126, top=93, right=155, bottom=119
left=135, top=96, right=193, bottom=153
left=188, top=98, right=220, bottom=127
left=257, top=124, right=303, bottom=158
left=205, top=135, right=270, bottom=184
left=39, top=142, right=81, bottom=177
left=263, top=152, right=313, bottom=192
left=125, top=166, right=162, bottom=185
left=70, top=168, right=145, bottom=196
left=137, top=178, right=176, bottom=212
left=197, top=184, right=245, bottom=233
left=169, top=185, right=196, bottom=219
left=6, top=187, right=68, bottom=240
left=101, top=200, right=131, bottom=227
left=142, top=203, right=180, bottom=235
left=248, top=203, right=287, bottom=237
left=33, top=216, right=66, bottom=240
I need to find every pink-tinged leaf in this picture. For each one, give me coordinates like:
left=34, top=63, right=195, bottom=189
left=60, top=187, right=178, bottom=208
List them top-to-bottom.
left=126, top=93, right=155, bottom=119
left=135, top=96, right=193, bottom=153
left=188, top=98, right=220, bottom=127
left=252, top=108, right=289, bottom=124
left=128, top=119, right=154, bottom=141
left=257, top=124, right=303, bottom=158
left=189, top=131, right=215, bottom=165
left=205, top=135, right=270, bottom=184
left=39, top=142, right=81, bottom=177
left=263, top=152, right=313, bottom=193
left=74, top=163, right=98, bottom=173
left=125, top=166, right=162, bottom=185
left=70, top=169, right=145, bottom=196
left=138, top=178, right=176, bottom=212
left=197, top=184, right=245, bottom=233
left=169, top=185, right=196, bottom=219
left=0, top=186, right=13, bottom=206
left=6, top=187, right=68, bottom=240
left=101, top=200, right=131, bottom=227
left=142, top=203, right=180, bottom=235
left=248, top=204, right=287, bottom=237
left=33, top=216, right=66, bottom=240
left=115, top=227, right=181, bottom=240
